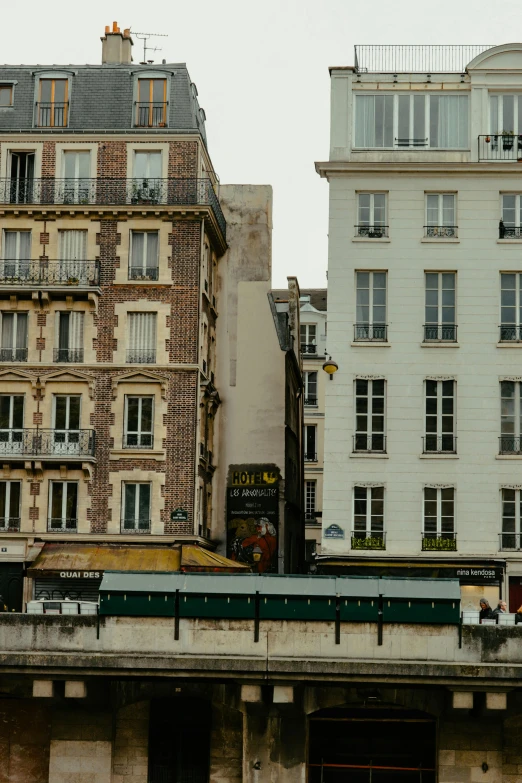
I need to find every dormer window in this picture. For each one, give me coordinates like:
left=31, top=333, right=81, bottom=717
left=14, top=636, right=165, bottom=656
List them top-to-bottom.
left=37, top=78, right=68, bottom=127
left=135, top=78, right=167, bottom=127
left=0, top=85, right=13, bottom=107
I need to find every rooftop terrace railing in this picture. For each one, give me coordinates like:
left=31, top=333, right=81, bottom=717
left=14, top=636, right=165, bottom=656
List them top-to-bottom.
left=354, top=45, right=495, bottom=73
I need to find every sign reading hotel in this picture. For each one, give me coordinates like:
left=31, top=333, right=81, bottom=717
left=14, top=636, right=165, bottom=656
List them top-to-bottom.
left=226, top=465, right=280, bottom=574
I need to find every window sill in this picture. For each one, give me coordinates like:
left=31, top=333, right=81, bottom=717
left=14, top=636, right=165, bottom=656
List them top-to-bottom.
left=352, top=237, right=390, bottom=243
left=421, top=238, right=460, bottom=243
left=497, top=239, right=522, bottom=244
left=351, top=341, right=391, bottom=348
left=421, top=342, right=460, bottom=348
left=497, top=342, right=522, bottom=348
left=110, top=449, right=165, bottom=460
left=350, top=452, right=388, bottom=459
left=419, top=453, right=458, bottom=459
left=496, top=454, right=522, bottom=460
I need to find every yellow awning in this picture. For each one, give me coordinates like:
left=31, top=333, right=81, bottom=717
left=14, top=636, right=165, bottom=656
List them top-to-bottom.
left=28, top=543, right=182, bottom=575
left=181, top=545, right=250, bottom=572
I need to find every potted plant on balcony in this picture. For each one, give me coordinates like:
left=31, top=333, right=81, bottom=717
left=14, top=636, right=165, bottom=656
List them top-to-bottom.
left=502, top=130, right=515, bottom=151
left=131, top=180, right=160, bottom=205
left=66, top=276, right=79, bottom=285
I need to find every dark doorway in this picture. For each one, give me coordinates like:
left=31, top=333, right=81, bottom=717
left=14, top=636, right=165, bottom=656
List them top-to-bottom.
left=0, top=563, right=23, bottom=612
left=508, top=576, right=522, bottom=612
left=148, top=697, right=211, bottom=783
left=308, top=708, right=436, bottom=783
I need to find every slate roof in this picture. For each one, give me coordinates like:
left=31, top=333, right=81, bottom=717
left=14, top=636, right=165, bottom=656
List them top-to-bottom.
left=0, top=63, right=206, bottom=142
left=272, top=288, right=327, bottom=312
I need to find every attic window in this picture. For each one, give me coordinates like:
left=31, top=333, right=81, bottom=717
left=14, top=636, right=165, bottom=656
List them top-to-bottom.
left=0, top=85, right=13, bottom=107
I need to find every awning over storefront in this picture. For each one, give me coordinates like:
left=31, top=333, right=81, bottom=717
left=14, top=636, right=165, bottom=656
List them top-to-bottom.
left=27, top=542, right=249, bottom=579
left=181, top=545, right=250, bottom=572
left=316, top=558, right=505, bottom=584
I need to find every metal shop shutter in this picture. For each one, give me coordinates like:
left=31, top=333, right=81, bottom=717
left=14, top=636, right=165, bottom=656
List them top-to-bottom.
left=34, top=577, right=102, bottom=603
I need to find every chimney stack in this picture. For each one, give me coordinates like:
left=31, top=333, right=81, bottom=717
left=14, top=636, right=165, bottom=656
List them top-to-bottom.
left=101, top=22, right=133, bottom=64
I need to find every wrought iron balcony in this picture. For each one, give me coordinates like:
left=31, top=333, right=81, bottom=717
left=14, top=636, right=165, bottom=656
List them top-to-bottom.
left=354, top=44, right=494, bottom=74
left=35, top=102, right=68, bottom=128
left=134, top=102, right=168, bottom=128
left=478, top=134, right=522, bottom=162
left=395, top=137, right=428, bottom=147
left=0, top=178, right=226, bottom=240
left=499, top=223, right=522, bottom=239
left=355, top=225, right=388, bottom=238
left=424, top=225, right=458, bottom=238
left=0, top=260, right=99, bottom=287
left=128, top=266, right=159, bottom=281
left=354, top=323, right=388, bottom=342
left=423, top=324, right=457, bottom=342
left=499, top=324, right=522, bottom=342
left=301, top=344, right=318, bottom=355
left=0, top=348, right=27, bottom=362
left=54, top=349, right=84, bottom=363
left=126, top=349, right=156, bottom=364
left=304, top=396, right=318, bottom=407
left=0, top=428, right=95, bottom=457
left=123, top=434, right=154, bottom=449
left=353, top=434, right=387, bottom=453
left=422, top=435, right=457, bottom=454
left=499, top=436, right=522, bottom=455
left=304, top=452, right=318, bottom=462
left=305, top=512, right=319, bottom=523
left=0, top=517, right=20, bottom=532
left=47, top=517, right=77, bottom=532
left=121, top=519, right=151, bottom=533
left=351, top=532, right=386, bottom=550
left=499, top=532, right=522, bottom=551
left=422, top=533, right=457, bottom=551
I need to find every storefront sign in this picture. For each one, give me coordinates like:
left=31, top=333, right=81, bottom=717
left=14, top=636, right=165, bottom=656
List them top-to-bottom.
left=226, top=464, right=280, bottom=573
left=324, top=524, right=345, bottom=539
left=33, top=571, right=103, bottom=580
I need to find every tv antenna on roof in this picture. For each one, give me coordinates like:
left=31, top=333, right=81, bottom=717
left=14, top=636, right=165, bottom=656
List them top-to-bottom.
left=131, top=31, right=169, bottom=64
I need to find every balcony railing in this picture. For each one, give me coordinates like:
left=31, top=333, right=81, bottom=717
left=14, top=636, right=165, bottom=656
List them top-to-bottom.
left=354, top=45, right=494, bottom=74
left=35, top=102, right=68, bottom=128
left=134, top=102, right=168, bottom=128
left=478, top=134, right=522, bottom=162
left=395, top=137, right=428, bottom=147
left=0, top=178, right=226, bottom=240
left=499, top=223, right=522, bottom=239
left=355, top=225, right=388, bottom=238
left=424, top=225, right=458, bottom=238
left=0, top=260, right=99, bottom=287
left=128, top=266, right=159, bottom=281
left=354, top=323, right=388, bottom=342
left=423, top=324, right=457, bottom=342
left=499, top=325, right=522, bottom=342
left=301, top=344, right=318, bottom=355
left=0, top=348, right=27, bottom=362
left=54, top=349, right=84, bottom=363
left=126, top=349, right=156, bottom=364
left=304, top=396, right=318, bottom=407
left=0, top=429, right=95, bottom=457
left=353, top=434, right=387, bottom=453
left=123, top=435, right=154, bottom=449
left=422, top=435, right=457, bottom=454
left=499, top=436, right=522, bottom=455
left=304, top=452, right=318, bottom=462
left=305, top=512, right=319, bottom=523
left=0, top=517, right=20, bottom=532
left=47, top=517, right=77, bottom=532
left=121, top=519, right=151, bottom=533
left=351, top=532, right=386, bottom=550
left=499, top=532, right=522, bottom=551
left=422, top=533, right=457, bottom=551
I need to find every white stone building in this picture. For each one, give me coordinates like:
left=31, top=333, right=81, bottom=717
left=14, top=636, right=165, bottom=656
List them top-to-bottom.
left=316, top=43, right=522, bottom=610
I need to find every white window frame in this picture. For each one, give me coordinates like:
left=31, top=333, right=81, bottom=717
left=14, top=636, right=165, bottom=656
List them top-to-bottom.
left=353, top=93, right=470, bottom=150
left=490, top=94, right=522, bottom=135
left=357, top=193, right=387, bottom=232
left=425, top=194, right=456, bottom=237
left=500, top=194, right=522, bottom=239
left=129, top=231, right=159, bottom=280
left=355, top=271, right=387, bottom=339
left=424, top=272, right=457, bottom=341
left=500, top=273, right=522, bottom=339
left=0, top=312, right=28, bottom=353
left=300, top=324, right=317, bottom=346
left=304, top=371, right=318, bottom=407
left=354, top=379, right=386, bottom=452
left=424, top=380, right=456, bottom=453
left=500, top=381, right=522, bottom=451
left=124, top=395, right=154, bottom=449
left=304, top=424, right=317, bottom=461
left=0, top=480, right=21, bottom=529
left=48, top=480, right=78, bottom=530
left=305, top=480, right=316, bottom=520
left=121, top=482, right=151, bottom=531
left=352, top=485, right=385, bottom=537
left=423, top=486, right=455, bottom=538
left=501, top=488, right=522, bottom=551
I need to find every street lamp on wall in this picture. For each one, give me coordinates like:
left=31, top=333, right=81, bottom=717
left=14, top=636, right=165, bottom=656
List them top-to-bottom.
left=322, top=356, right=339, bottom=379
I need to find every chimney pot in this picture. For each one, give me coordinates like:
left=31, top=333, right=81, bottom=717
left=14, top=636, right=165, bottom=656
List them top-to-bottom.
left=112, top=21, right=118, bottom=32
left=101, top=22, right=133, bottom=64
left=105, top=25, right=110, bottom=33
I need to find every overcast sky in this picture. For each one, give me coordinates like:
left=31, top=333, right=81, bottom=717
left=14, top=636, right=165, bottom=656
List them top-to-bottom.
left=3, top=0, right=522, bottom=286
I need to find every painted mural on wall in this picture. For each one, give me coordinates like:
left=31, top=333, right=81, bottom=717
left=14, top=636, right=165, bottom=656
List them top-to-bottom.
left=227, top=465, right=280, bottom=573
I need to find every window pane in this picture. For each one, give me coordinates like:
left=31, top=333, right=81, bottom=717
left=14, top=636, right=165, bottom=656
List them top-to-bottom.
left=0, top=86, right=12, bottom=107
left=398, top=95, right=410, bottom=140
left=413, top=95, right=425, bottom=139
left=502, top=95, right=515, bottom=133
left=51, top=483, right=63, bottom=519
left=66, top=484, right=78, bottom=519
left=138, top=484, right=151, bottom=523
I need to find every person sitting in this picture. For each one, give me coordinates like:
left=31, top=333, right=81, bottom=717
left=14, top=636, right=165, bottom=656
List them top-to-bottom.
left=479, top=598, right=494, bottom=621
left=493, top=600, right=508, bottom=617
left=515, top=605, right=522, bottom=625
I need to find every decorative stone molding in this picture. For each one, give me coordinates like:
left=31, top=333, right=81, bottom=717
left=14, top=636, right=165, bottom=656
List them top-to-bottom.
left=38, top=369, right=95, bottom=399
left=111, top=370, right=168, bottom=400
left=355, top=374, right=386, bottom=380
left=425, top=375, right=456, bottom=381
left=25, top=461, right=43, bottom=481
left=353, top=482, right=386, bottom=488
left=424, top=483, right=455, bottom=489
